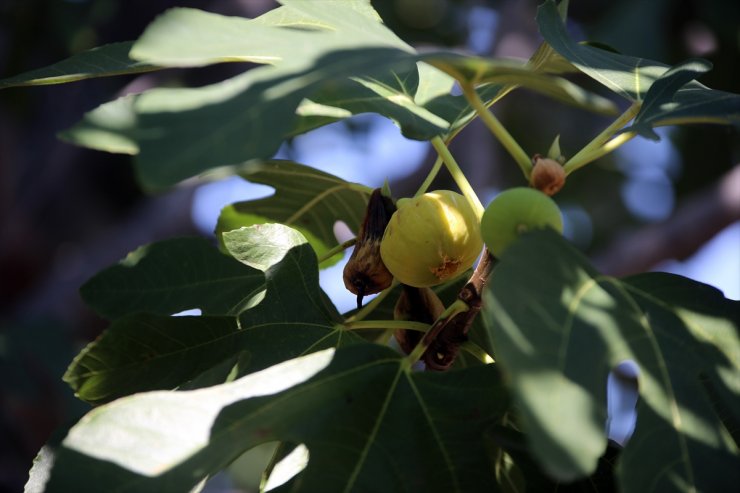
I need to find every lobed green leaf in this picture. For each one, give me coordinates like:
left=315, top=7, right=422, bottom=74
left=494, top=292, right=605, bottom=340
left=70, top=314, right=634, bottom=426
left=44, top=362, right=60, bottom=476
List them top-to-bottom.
left=536, top=0, right=670, bottom=102
left=0, top=42, right=157, bottom=89
left=624, top=59, right=740, bottom=139
left=216, top=161, right=371, bottom=266
left=67, top=225, right=352, bottom=405
left=481, top=229, right=740, bottom=490
left=80, top=237, right=264, bottom=319
left=45, top=345, right=510, bottom=492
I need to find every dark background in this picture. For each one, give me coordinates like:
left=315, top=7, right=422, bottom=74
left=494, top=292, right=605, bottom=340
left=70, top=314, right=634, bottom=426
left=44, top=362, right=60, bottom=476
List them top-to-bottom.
left=1, top=0, right=738, bottom=491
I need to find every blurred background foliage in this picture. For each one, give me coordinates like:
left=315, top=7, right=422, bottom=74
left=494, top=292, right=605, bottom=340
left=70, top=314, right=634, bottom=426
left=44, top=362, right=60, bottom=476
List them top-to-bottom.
left=0, top=0, right=738, bottom=491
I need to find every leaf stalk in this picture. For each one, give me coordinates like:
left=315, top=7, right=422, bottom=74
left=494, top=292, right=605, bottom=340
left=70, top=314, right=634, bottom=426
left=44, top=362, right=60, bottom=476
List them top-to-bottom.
left=461, top=82, right=533, bottom=180
left=563, top=102, right=641, bottom=174
left=430, top=137, right=484, bottom=217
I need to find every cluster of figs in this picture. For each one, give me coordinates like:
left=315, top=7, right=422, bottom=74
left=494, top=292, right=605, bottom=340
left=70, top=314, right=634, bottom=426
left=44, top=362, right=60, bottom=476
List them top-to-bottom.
left=343, top=156, right=565, bottom=361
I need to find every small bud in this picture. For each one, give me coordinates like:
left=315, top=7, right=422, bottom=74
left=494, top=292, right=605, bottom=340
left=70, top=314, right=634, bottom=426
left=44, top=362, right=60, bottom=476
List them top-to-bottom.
left=530, top=154, right=566, bottom=196
left=343, top=189, right=396, bottom=308
left=393, top=285, right=445, bottom=355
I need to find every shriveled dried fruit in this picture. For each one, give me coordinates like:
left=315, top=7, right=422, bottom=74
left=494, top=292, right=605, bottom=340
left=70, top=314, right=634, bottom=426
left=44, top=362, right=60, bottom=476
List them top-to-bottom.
left=481, top=187, right=562, bottom=258
left=343, top=188, right=396, bottom=308
left=380, top=190, right=483, bottom=288
left=393, top=285, right=445, bottom=355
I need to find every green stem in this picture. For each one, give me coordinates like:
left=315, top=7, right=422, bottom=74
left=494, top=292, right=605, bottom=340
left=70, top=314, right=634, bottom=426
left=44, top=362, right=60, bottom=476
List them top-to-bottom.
left=461, top=83, right=532, bottom=180
left=563, top=102, right=641, bottom=175
left=430, top=137, right=484, bottom=217
left=414, top=155, right=444, bottom=197
left=317, top=238, right=356, bottom=264
left=344, top=280, right=398, bottom=323
left=404, top=299, right=470, bottom=367
left=344, top=320, right=430, bottom=332
left=375, top=329, right=394, bottom=346
left=460, top=341, right=495, bottom=364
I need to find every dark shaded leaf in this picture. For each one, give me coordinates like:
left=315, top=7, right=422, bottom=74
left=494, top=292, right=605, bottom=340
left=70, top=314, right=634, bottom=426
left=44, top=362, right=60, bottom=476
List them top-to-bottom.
left=537, top=0, right=670, bottom=102
left=0, top=42, right=157, bottom=89
left=624, top=59, right=740, bottom=139
left=66, top=225, right=355, bottom=405
left=481, top=230, right=739, bottom=491
left=80, top=237, right=264, bottom=319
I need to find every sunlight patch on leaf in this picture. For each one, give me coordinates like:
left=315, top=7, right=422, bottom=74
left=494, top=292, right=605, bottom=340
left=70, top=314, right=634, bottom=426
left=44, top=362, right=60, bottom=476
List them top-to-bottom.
left=482, top=230, right=740, bottom=490
left=63, top=349, right=335, bottom=476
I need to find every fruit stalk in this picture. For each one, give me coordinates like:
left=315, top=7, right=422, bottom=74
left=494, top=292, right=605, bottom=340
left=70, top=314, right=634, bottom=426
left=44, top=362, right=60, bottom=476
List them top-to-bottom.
left=460, top=83, right=533, bottom=180
left=563, top=101, right=641, bottom=175
left=430, top=137, right=484, bottom=217
left=405, top=250, right=496, bottom=371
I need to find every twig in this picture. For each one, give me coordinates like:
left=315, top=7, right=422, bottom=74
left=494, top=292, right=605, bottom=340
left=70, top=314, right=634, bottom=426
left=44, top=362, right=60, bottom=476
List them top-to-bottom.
left=592, top=163, right=740, bottom=276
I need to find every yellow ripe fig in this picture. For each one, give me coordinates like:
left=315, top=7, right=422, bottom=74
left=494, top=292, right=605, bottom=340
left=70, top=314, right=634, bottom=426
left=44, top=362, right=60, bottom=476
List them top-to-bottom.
left=481, top=187, right=563, bottom=258
left=380, top=190, right=483, bottom=288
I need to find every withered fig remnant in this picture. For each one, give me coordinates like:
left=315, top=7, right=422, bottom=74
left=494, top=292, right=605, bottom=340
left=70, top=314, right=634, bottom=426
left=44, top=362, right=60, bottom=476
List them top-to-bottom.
left=343, top=188, right=396, bottom=308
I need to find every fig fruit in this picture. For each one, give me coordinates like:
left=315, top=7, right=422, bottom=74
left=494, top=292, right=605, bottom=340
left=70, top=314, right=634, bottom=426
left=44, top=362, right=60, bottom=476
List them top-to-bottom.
left=481, top=187, right=562, bottom=257
left=343, top=188, right=396, bottom=308
left=380, top=190, right=483, bottom=287
left=393, top=285, right=445, bottom=355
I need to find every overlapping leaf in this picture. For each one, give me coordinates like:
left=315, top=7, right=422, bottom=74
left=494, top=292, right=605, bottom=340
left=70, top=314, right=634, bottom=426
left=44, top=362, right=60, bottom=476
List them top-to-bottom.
left=52, top=0, right=619, bottom=190
left=536, top=0, right=671, bottom=102
left=537, top=0, right=740, bottom=134
left=0, top=1, right=395, bottom=88
left=0, top=42, right=157, bottom=89
left=94, top=47, right=425, bottom=190
left=423, top=53, right=616, bottom=115
left=624, top=59, right=740, bottom=139
left=216, top=161, right=371, bottom=265
left=65, top=225, right=357, bottom=405
left=481, top=230, right=740, bottom=491
left=80, top=237, right=264, bottom=319
left=42, top=345, right=510, bottom=493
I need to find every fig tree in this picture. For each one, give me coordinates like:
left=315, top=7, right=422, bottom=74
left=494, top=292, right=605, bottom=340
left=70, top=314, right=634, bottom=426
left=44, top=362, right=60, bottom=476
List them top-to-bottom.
left=481, top=187, right=563, bottom=257
left=380, top=190, right=483, bottom=287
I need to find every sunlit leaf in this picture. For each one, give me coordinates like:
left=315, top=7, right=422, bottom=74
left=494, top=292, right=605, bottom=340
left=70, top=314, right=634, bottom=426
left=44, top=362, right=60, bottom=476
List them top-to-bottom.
left=129, top=1, right=409, bottom=69
left=56, top=2, right=621, bottom=190
left=129, top=8, right=306, bottom=67
left=59, top=94, right=140, bottom=154
left=216, top=161, right=371, bottom=266
left=66, top=225, right=353, bottom=405
left=481, top=229, right=740, bottom=490
left=46, top=345, right=509, bottom=492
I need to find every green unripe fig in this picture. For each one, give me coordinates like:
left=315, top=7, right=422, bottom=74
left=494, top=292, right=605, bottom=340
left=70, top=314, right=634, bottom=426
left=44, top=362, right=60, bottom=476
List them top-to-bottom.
left=481, top=187, right=563, bottom=257
left=380, top=190, right=483, bottom=288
